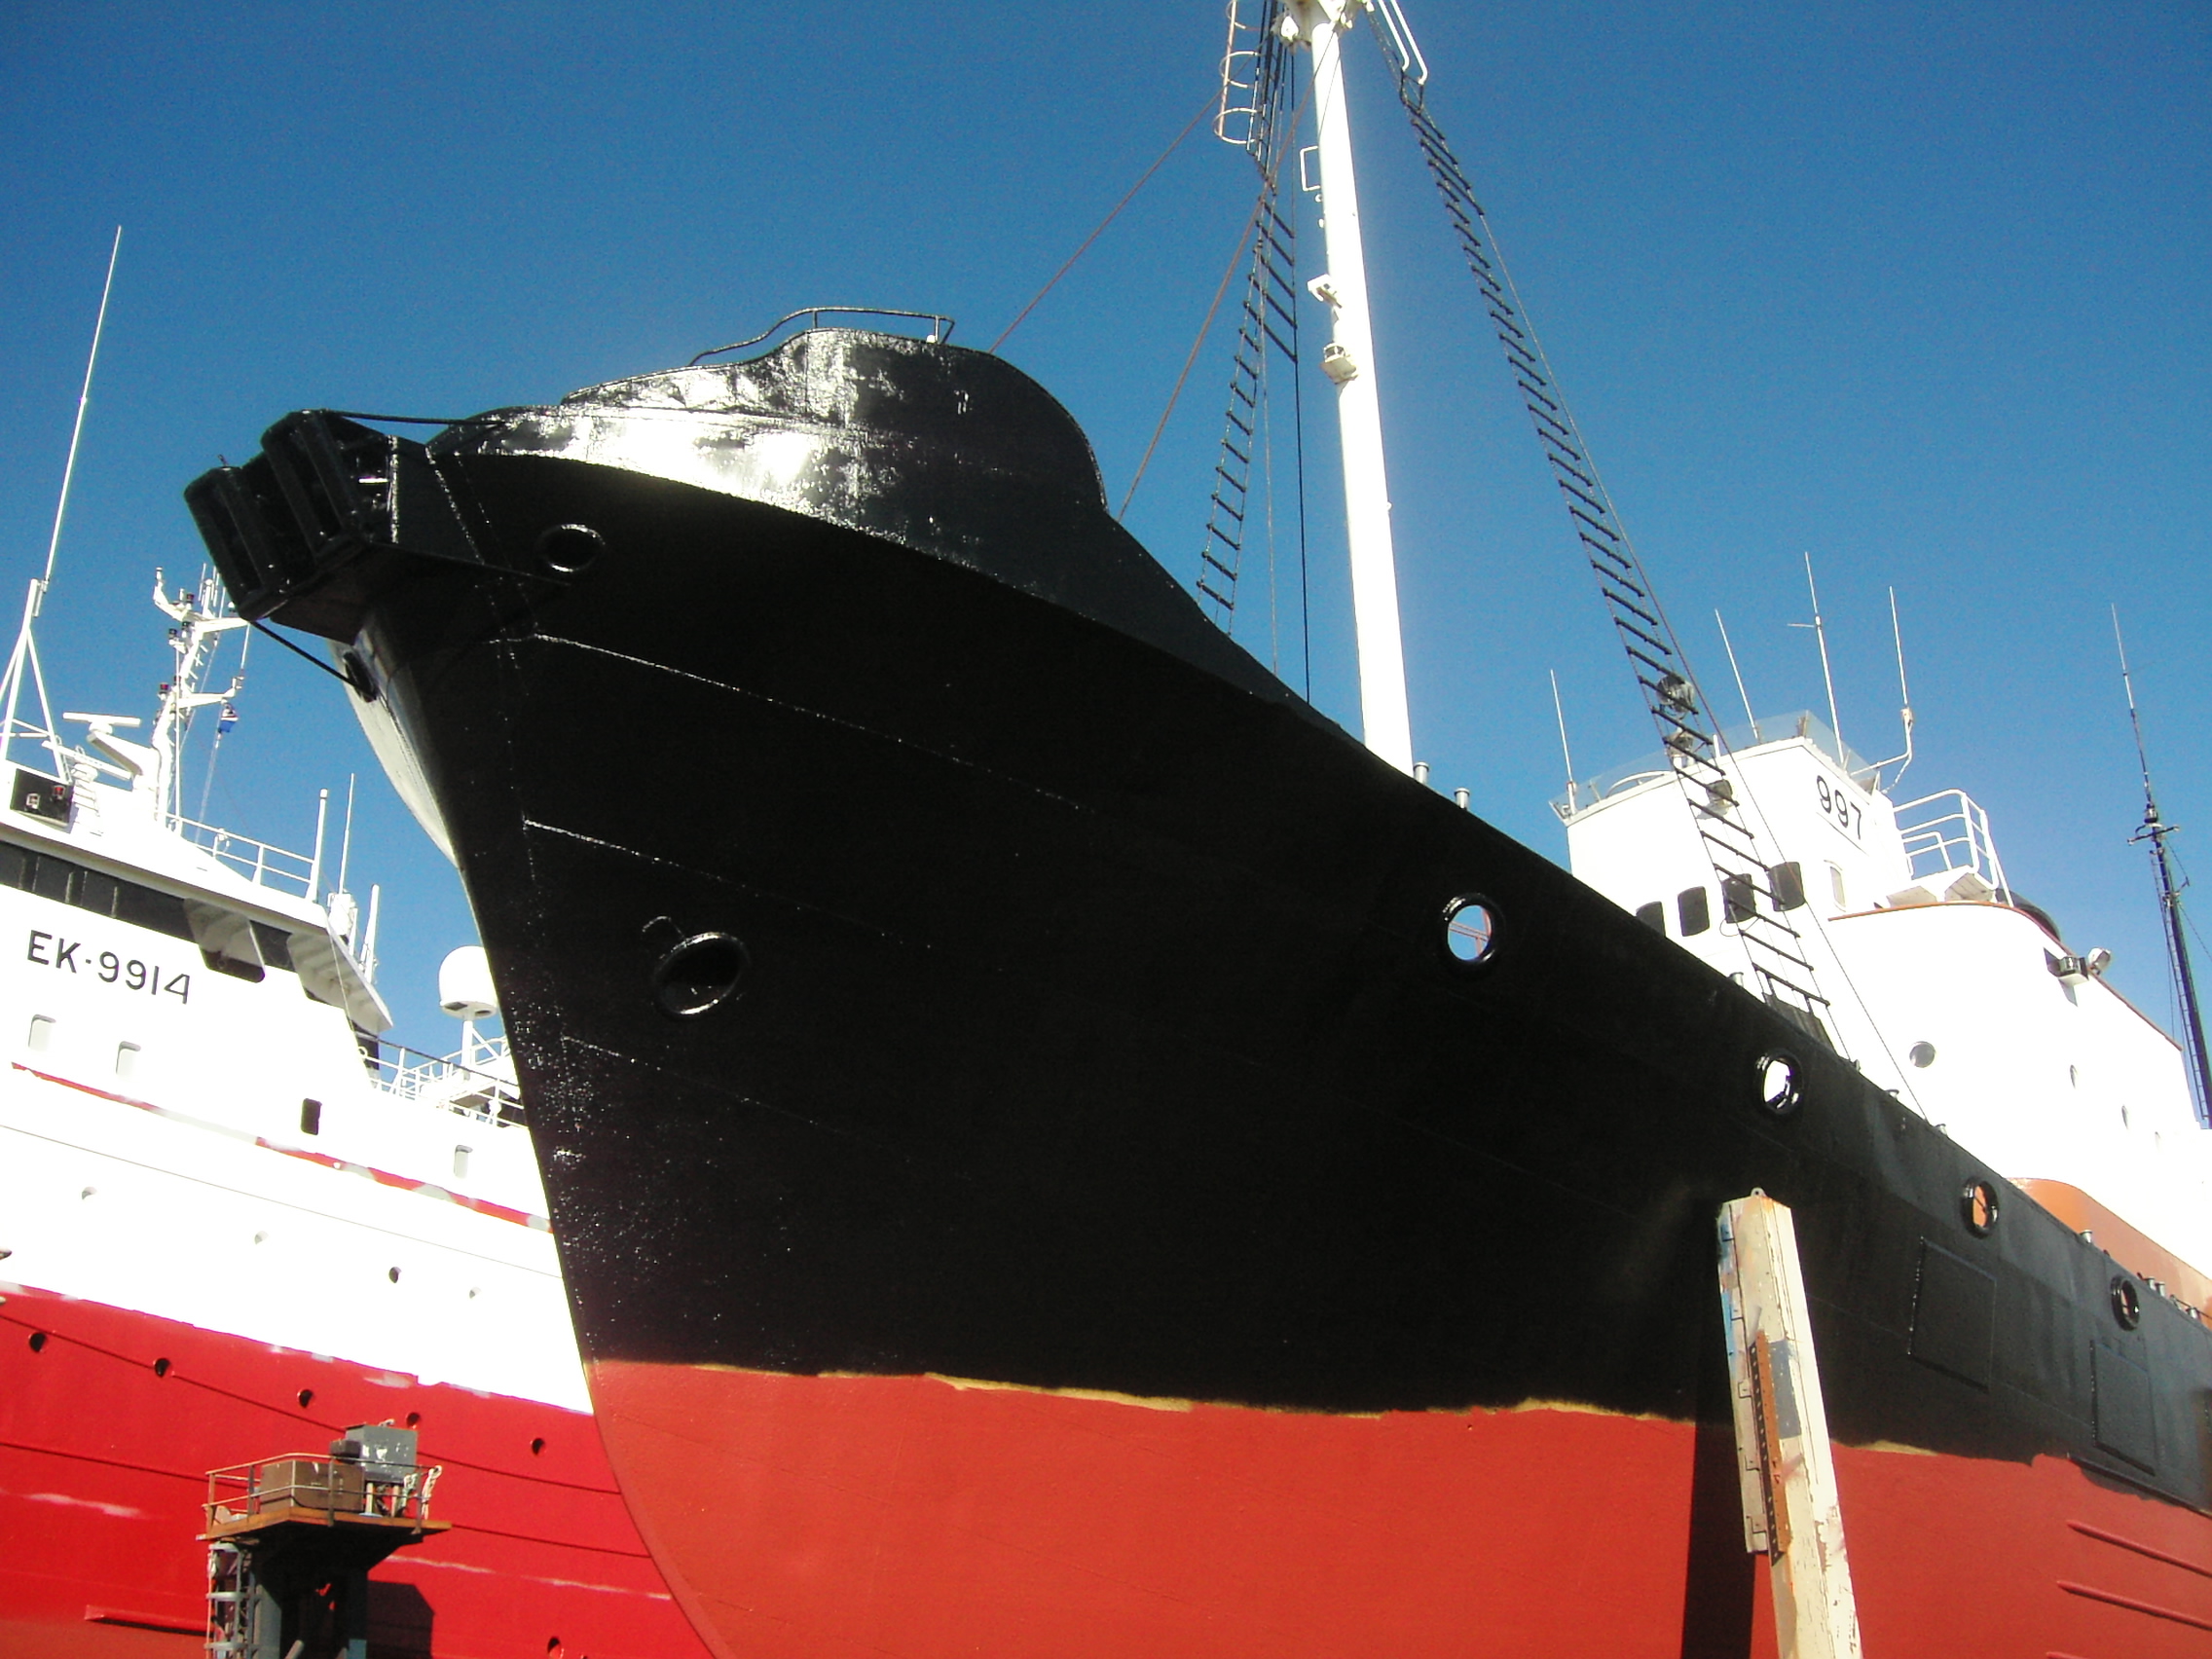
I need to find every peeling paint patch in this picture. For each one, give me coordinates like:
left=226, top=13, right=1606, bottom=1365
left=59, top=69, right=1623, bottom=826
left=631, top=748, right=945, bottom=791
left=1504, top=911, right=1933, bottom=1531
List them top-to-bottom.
left=24, top=1490, right=145, bottom=1519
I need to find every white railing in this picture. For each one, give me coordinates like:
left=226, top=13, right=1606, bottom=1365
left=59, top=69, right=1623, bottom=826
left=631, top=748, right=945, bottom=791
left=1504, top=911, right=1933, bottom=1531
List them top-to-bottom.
left=1554, top=710, right=1892, bottom=822
left=1895, top=789, right=2009, bottom=899
left=165, top=812, right=316, bottom=899
left=361, top=1036, right=523, bottom=1127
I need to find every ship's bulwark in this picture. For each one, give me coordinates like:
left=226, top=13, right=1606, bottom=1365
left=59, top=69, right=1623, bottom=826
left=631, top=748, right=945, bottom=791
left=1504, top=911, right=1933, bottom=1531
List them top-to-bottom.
left=196, top=331, right=2212, bottom=1653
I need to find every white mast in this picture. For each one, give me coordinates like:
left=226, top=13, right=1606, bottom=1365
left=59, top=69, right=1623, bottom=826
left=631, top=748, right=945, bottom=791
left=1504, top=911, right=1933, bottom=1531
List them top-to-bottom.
left=1287, top=0, right=1414, bottom=774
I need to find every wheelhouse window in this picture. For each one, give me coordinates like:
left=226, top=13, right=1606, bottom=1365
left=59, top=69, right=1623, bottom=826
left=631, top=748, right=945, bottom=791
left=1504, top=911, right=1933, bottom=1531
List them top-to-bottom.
left=1768, top=863, right=1806, bottom=911
left=1721, top=873, right=1756, bottom=925
left=1677, top=887, right=1711, bottom=936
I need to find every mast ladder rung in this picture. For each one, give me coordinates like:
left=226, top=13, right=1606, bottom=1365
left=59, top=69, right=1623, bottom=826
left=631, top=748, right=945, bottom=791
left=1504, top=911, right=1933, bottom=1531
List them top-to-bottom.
left=1195, top=22, right=1298, bottom=630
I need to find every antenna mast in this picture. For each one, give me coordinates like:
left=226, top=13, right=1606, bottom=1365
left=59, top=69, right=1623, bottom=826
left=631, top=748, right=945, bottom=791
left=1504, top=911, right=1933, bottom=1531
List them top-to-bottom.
left=1, top=226, right=123, bottom=777
left=41, top=226, right=123, bottom=598
left=1788, top=552, right=1844, bottom=762
left=1862, top=587, right=1916, bottom=788
left=1714, top=610, right=1756, bottom=730
left=2113, top=611, right=2211, bottom=1127
left=1548, top=669, right=1577, bottom=813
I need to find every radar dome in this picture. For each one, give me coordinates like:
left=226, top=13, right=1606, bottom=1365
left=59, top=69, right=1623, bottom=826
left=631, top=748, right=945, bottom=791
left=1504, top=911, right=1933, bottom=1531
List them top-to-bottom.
left=438, top=946, right=499, bottom=1020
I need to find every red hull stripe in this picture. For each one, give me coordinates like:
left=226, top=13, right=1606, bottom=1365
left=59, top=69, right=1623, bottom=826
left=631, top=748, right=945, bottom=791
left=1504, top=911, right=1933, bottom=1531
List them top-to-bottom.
left=14, top=1061, right=549, bottom=1230
left=0, top=1285, right=711, bottom=1658
left=589, top=1359, right=2212, bottom=1659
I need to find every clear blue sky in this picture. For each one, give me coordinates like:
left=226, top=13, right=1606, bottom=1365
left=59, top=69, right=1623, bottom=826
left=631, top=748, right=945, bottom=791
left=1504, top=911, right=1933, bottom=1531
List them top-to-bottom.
left=4, top=1, right=2207, bottom=1052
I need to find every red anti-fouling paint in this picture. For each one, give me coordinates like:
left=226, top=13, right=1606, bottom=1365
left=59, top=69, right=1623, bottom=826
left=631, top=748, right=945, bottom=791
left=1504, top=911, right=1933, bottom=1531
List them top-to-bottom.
left=0, top=1285, right=711, bottom=1659
left=590, top=1359, right=2212, bottom=1659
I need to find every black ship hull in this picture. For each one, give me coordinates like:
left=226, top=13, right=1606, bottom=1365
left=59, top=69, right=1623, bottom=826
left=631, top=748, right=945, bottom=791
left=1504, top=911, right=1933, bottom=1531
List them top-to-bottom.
left=191, top=330, right=2212, bottom=1655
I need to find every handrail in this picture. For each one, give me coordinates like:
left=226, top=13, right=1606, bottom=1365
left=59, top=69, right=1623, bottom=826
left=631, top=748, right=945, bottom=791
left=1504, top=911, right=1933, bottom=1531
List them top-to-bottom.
left=689, top=307, right=956, bottom=365
left=1895, top=788, right=2009, bottom=898
left=164, top=812, right=314, bottom=897
left=360, top=1036, right=524, bottom=1125
left=204, top=1454, right=442, bottom=1530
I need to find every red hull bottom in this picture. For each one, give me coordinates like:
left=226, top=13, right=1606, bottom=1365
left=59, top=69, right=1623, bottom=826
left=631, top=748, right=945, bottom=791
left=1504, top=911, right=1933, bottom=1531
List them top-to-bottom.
left=0, top=1286, right=712, bottom=1659
left=590, top=1359, right=2212, bottom=1659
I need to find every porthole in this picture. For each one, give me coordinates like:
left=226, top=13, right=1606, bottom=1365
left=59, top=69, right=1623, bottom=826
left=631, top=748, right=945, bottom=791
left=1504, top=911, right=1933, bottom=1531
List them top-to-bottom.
left=535, top=523, right=607, bottom=576
left=1440, top=895, right=1498, bottom=968
left=651, top=931, right=751, bottom=1017
left=1908, top=1041, right=1936, bottom=1069
left=1755, top=1051, right=1802, bottom=1117
left=1960, top=1178, right=1999, bottom=1236
left=387, top=1266, right=402, bottom=1283
left=2111, top=1275, right=2143, bottom=1331
left=27, top=1330, right=47, bottom=1352
left=152, top=1356, right=172, bottom=1378
left=298, top=1387, right=314, bottom=1408
left=405, top=1412, right=421, bottom=1428
left=530, top=1437, right=546, bottom=1456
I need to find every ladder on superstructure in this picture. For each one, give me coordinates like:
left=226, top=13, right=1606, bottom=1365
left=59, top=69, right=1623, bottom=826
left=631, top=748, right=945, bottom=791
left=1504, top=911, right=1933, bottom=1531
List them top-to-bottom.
left=1364, top=15, right=1835, bottom=1043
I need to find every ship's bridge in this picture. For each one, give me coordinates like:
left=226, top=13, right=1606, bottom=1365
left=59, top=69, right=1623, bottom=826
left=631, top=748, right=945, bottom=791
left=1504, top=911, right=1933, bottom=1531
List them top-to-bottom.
left=1557, top=712, right=2211, bottom=1296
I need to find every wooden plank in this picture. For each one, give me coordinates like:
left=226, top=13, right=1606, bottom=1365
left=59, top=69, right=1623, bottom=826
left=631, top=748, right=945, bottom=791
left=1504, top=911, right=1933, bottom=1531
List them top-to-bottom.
left=1717, top=1191, right=1863, bottom=1659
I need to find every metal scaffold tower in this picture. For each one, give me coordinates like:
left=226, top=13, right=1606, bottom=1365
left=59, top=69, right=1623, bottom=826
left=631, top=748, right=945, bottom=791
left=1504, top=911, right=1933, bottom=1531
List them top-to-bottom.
left=202, top=1425, right=446, bottom=1659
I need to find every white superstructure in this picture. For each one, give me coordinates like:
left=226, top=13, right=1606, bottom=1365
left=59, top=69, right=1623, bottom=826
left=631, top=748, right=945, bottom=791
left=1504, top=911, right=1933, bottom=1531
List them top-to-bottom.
left=0, top=574, right=587, bottom=1410
left=1561, top=711, right=2212, bottom=1285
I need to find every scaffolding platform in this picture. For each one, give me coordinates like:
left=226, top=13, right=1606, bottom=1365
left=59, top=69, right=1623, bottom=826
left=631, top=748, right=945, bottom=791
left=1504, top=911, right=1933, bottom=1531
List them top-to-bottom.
left=200, top=1428, right=446, bottom=1659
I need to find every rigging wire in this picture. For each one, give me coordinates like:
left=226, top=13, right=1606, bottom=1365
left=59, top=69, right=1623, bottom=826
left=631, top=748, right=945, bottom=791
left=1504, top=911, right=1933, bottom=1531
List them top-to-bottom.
left=1367, top=19, right=1943, bottom=1103
left=990, top=90, right=1220, bottom=354
left=1118, top=204, right=1267, bottom=521
left=1289, top=269, right=1311, bottom=699
left=1261, top=346, right=1279, bottom=674
left=248, top=617, right=351, bottom=684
